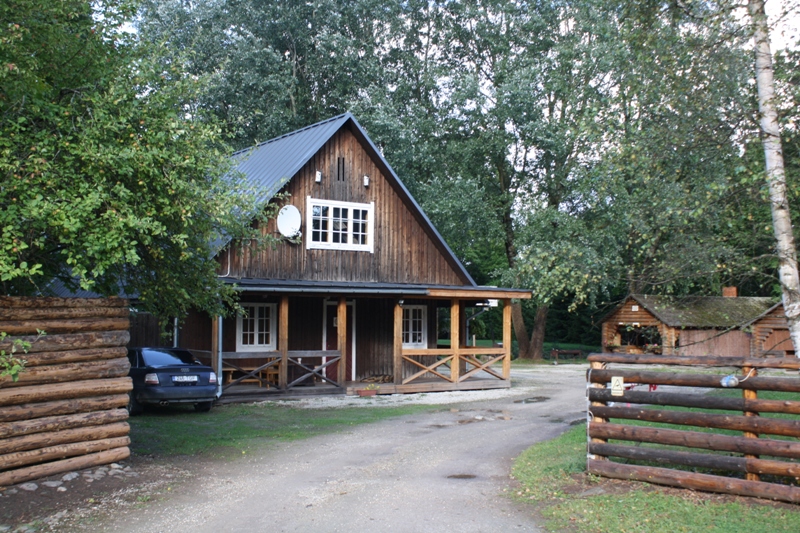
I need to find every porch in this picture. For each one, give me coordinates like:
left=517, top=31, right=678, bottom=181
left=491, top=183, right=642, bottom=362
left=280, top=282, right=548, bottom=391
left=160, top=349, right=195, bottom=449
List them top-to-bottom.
left=188, top=283, right=528, bottom=399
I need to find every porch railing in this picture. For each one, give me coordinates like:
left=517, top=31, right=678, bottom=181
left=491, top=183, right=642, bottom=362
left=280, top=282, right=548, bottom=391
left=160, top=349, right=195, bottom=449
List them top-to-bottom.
left=400, top=347, right=508, bottom=385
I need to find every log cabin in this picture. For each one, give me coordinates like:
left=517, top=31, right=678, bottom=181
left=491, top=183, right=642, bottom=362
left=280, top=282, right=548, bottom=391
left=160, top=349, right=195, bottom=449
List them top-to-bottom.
left=177, top=113, right=531, bottom=398
left=600, top=289, right=779, bottom=357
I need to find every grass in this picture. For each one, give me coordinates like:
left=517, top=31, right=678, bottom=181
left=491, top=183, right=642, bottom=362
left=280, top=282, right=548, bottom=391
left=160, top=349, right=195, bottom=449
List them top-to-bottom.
left=129, top=402, right=437, bottom=458
left=513, top=425, right=800, bottom=533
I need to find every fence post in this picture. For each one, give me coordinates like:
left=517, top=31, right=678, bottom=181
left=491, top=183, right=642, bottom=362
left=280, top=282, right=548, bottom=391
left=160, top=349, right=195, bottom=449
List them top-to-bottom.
left=588, top=359, right=608, bottom=463
left=742, top=365, right=760, bottom=482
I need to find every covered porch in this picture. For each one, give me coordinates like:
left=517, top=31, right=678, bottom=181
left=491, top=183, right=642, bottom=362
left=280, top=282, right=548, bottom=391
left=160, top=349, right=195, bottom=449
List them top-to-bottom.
left=189, top=282, right=530, bottom=399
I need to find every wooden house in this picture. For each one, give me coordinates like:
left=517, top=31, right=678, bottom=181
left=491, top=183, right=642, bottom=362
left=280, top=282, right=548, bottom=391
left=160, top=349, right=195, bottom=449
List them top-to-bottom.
left=177, top=113, right=530, bottom=397
left=600, top=292, right=776, bottom=357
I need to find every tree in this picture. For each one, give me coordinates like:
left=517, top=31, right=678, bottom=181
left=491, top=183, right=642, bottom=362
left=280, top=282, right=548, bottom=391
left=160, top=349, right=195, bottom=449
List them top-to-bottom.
left=0, top=0, right=278, bottom=321
left=747, top=0, right=800, bottom=352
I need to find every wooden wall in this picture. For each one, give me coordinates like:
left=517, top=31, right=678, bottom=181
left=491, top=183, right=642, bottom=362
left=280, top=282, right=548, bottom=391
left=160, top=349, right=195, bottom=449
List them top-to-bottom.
left=219, top=126, right=469, bottom=286
left=0, top=297, right=132, bottom=486
left=601, top=299, right=664, bottom=351
left=752, top=305, right=792, bottom=356
left=129, top=312, right=172, bottom=348
left=677, top=329, right=750, bottom=357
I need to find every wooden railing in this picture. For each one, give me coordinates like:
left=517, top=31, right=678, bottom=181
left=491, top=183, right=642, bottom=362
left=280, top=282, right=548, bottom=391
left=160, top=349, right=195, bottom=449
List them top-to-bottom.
left=400, top=347, right=508, bottom=385
left=587, top=353, right=800, bottom=503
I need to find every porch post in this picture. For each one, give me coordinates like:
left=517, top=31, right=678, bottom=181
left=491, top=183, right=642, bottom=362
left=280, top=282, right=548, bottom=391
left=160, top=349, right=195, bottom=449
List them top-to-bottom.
left=279, top=295, right=289, bottom=389
left=337, top=296, right=347, bottom=386
left=451, top=299, right=460, bottom=383
left=502, top=299, right=511, bottom=380
left=393, top=300, right=403, bottom=385
left=211, top=316, right=219, bottom=376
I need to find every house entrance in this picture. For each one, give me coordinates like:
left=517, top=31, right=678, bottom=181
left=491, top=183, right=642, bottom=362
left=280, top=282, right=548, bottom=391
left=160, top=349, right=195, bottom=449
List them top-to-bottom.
left=323, top=301, right=355, bottom=382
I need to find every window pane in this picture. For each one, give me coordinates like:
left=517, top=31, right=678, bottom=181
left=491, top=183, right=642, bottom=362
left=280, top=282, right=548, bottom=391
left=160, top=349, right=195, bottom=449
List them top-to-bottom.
left=311, top=204, right=329, bottom=242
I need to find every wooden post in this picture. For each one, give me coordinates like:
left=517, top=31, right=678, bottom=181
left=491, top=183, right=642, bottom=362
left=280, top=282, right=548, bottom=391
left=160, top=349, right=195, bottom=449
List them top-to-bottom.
left=279, top=296, right=289, bottom=390
left=337, top=297, right=347, bottom=386
left=451, top=299, right=460, bottom=383
left=502, top=299, right=511, bottom=380
left=393, top=301, right=403, bottom=385
left=210, top=316, right=220, bottom=377
left=589, top=360, right=608, bottom=463
left=743, top=365, right=760, bottom=481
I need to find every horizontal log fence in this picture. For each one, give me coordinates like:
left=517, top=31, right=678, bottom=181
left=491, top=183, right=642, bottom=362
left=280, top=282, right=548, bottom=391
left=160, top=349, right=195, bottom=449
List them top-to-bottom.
left=0, top=297, right=132, bottom=486
left=587, top=352, right=800, bottom=503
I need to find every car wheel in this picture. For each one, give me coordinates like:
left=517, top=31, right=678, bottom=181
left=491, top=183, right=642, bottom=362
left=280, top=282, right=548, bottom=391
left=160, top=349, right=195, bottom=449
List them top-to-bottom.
left=127, top=392, right=144, bottom=416
left=194, top=401, right=213, bottom=413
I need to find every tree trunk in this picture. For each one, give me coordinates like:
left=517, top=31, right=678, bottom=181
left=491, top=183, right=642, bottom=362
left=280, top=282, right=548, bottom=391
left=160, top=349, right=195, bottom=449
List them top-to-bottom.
left=748, top=0, right=800, bottom=354
left=511, top=302, right=531, bottom=359
left=529, top=305, right=549, bottom=360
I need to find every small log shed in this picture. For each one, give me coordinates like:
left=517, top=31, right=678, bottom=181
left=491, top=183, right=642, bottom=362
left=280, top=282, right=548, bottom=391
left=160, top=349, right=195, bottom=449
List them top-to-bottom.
left=600, top=290, right=780, bottom=356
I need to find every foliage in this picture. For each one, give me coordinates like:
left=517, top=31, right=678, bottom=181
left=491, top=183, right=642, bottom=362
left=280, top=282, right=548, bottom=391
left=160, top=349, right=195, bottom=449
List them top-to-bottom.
left=0, top=0, right=280, bottom=320
left=133, top=0, right=799, bottom=336
left=0, top=331, right=27, bottom=382
left=513, top=425, right=800, bottom=533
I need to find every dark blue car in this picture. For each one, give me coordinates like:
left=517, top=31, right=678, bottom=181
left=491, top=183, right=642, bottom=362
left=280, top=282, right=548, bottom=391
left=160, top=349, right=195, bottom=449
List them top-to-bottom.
left=126, top=347, right=218, bottom=415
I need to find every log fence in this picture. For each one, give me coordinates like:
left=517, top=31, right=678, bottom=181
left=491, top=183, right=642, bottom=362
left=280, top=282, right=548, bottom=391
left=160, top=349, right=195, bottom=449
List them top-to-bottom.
left=0, top=297, right=132, bottom=486
left=587, top=352, right=800, bottom=503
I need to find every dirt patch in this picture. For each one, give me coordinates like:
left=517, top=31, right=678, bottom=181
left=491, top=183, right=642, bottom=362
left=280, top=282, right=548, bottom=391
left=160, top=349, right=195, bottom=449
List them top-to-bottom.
left=0, top=455, right=194, bottom=532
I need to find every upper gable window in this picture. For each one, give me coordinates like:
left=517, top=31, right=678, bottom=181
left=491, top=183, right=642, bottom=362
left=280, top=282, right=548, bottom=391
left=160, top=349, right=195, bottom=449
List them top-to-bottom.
left=307, top=197, right=374, bottom=253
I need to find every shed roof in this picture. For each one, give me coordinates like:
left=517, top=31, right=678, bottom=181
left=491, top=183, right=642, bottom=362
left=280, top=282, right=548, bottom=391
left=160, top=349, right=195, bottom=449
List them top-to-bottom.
left=226, top=113, right=476, bottom=286
left=623, top=294, right=776, bottom=328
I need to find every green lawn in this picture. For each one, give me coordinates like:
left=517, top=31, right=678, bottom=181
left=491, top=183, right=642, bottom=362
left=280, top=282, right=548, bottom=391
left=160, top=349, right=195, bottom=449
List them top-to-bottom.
left=512, top=390, right=800, bottom=533
left=128, top=402, right=437, bottom=458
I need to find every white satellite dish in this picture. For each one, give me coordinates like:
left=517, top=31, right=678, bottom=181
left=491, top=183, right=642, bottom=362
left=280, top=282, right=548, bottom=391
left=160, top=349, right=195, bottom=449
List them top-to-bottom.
left=276, top=205, right=302, bottom=238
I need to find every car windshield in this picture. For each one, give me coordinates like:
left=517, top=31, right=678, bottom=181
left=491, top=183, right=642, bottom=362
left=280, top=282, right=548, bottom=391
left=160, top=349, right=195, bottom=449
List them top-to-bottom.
left=141, top=349, right=198, bottom=367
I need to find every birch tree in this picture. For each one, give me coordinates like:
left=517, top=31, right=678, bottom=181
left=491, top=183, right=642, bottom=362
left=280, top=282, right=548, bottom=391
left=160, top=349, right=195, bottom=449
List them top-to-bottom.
left=747, top=0, right=800, bottom=352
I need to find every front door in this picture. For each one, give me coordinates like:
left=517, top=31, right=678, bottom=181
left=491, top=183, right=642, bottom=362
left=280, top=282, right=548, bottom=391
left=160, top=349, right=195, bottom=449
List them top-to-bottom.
left=324, top=301, right=355, bottom=382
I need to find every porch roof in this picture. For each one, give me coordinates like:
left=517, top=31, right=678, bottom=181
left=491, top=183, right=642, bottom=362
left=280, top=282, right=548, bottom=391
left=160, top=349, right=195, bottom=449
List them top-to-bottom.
left=224, top=278, right=531, bottom=299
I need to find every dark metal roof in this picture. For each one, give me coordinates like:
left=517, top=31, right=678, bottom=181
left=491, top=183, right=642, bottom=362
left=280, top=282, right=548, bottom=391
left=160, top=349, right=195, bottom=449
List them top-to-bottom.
left=226, top=113, right=476, bottom=286
left=231, top=114, right=352, bottom=206
left=42, top=278, right=138, bottom=300
left=224, top=278, right=529, bottom=298
left=630, top=294, right=777, bottom=328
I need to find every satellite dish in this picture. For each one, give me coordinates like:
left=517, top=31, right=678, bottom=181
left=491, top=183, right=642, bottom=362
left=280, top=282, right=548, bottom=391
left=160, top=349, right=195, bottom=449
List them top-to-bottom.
left=276, top=205, right=302, bottom=238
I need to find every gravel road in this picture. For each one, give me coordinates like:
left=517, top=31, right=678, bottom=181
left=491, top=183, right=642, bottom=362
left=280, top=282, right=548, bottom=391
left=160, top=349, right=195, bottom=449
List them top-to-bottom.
left=92, top=365, right=588, bottom=533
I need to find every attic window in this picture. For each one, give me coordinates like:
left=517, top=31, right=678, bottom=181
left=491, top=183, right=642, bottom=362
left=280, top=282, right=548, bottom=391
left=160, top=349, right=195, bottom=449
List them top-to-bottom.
left=337, top=157, right=345, bottom=181
left=307, top=197, right=374, bottom=253
left=632, top=305, right=639, bottom=312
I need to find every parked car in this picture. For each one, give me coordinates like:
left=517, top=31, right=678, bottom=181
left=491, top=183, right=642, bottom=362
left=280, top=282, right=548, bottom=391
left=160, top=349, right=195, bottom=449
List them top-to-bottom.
left=126, top=347, right=218, bottom=415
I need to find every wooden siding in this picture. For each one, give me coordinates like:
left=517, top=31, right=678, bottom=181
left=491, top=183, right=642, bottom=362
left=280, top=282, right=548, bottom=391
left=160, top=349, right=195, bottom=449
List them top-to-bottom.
left=219, top=126, right=468, bottom=286
left=602, top=298, right=663, bottom=350
left=752, top=306, right=792, bottom=356
left=179, top=309, right=212, bottom=352
left=129, top=312, right=171, bottom=348
left=677, top=329, right=751, bottom=357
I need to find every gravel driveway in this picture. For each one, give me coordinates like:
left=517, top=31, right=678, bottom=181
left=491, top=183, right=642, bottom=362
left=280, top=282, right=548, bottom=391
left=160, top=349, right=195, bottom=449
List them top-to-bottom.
left=93, top=365, right=587, bottom=533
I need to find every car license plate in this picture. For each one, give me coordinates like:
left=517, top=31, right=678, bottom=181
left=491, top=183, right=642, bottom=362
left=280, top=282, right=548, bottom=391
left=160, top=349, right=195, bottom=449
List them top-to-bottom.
left=172, top=375, right=198, bottom=383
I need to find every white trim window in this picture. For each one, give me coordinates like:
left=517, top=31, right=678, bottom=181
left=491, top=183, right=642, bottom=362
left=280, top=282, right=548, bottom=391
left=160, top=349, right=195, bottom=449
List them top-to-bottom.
left=306, top=197, right=374, bottom=252
left=236, top=303, right=277, bottom=351
left=402, top=305, right=427, bottom=348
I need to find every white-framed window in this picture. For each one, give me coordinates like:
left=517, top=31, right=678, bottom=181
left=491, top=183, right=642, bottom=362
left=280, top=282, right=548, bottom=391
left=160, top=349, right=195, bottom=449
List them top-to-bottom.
left=306, top=197, right=374, bottom=252
left=236, top=303, right=277, bottom=351
left=402, top=305, right=427, bottom=348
